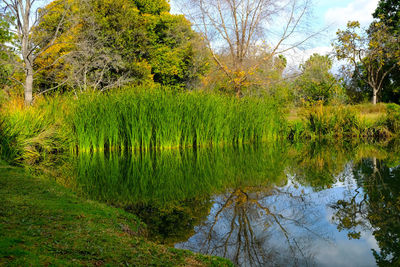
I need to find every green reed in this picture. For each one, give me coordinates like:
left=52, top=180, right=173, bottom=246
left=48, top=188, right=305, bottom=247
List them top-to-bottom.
left=69, top=87, right=285, bottom=152
left=0, top=96, right=71, bottom=164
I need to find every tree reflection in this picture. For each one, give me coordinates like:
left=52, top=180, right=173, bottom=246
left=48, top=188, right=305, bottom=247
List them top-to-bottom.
left=287, top=142, right=353, bottom=190
left=330, top=158, right=400, bottom=266
left=177, top=185, right=330, bottom=267
left=126, top=198, right=212, bottom=244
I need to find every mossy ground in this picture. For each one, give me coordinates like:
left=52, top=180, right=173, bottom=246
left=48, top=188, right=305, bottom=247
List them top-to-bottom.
left=0, top=165, right=232, bottom=266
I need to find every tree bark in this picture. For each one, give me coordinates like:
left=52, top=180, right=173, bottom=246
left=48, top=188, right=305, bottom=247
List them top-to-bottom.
left=20, top=0, right=33, bottom=105
left=25, top=67, right=33, bottom=105
left=372, top=88, right=378, bottom=105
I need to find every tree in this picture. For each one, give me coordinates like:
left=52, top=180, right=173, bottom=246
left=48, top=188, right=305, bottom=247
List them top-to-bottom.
left=0, top=0, right=71, bottom=105
left=34, top=0, right=208, bottom=93
left=176, top=0, right=316, bottom=96
left=372, top=0, right=400, bottom=103
left=373, top=0, right=399, bottom=29
left=334, top=21, right=400, bottom=104
left=202, top=48, right=288, bottom=96
left=295, top=53, right=345, bottom=104
left=343, top=63, right=372, bottom=103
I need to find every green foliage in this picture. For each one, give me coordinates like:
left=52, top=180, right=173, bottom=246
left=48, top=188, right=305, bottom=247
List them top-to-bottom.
left=34, top=0, right=208, bottom=92
left=134, top=0, right=170, bottom=14
left=372, top=0, right=400, bottom=104
left=373, top=0, right=400, bottom=29
left=146, top=13, right=209, bottom=88
left=0, top=15, right=14, bottom=88
left=334, top=20, right=400, bottom=104
left=295, top=53, right=346, bottom=104
left=345, top=63, right=372, bottom=103
left=0, top=87, right=285, bottom=163
left=68, top=87, right=285, bottom=152
left=289, top=101, right=367, bottom=140
left=289, top=102, right=399, bottom=141
left=298, top=103, right=362, bottom=140
left=384, top=103, right=400, bottom=132
left=0, top=118, right=19, bottom=162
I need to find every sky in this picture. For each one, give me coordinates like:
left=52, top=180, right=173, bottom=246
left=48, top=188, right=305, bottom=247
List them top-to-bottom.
left=169, top=0, right=380, bottom=68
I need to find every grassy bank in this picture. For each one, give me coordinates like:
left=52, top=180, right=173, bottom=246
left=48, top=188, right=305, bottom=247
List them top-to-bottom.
left=0, top=165, right=232, bottom=266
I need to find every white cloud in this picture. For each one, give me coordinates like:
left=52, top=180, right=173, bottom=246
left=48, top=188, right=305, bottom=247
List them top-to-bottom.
left=325, top=0, right=379, bottom=30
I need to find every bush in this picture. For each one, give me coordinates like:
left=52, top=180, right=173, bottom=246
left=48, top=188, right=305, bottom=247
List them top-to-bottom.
left=297, top=102, right=361, bottom=140
left=385, top=103, right=400, bottom=133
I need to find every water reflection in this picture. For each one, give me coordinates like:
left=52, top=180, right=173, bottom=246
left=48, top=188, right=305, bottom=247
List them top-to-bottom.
left=60, top=142, right=400, bottom=266
left=69, top=144, right=288, bottom=208
left=330, top=158, right=400, bottom=266
left=176, top=186, right=326, bottom=266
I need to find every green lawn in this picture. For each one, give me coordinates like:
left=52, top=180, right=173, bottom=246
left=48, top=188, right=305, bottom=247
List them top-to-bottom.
left=0, top=165, right=232, bottom=266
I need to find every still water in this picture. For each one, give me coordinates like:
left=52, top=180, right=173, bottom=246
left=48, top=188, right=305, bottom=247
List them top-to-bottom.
left=61, top=143, right=400, bottom=266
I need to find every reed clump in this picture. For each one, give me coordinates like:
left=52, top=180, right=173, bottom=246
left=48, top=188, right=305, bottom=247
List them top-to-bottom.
left=0, top=87, right=284, bottom=163
left=68, top=87, right=285, bottom=152
left=0, top=96, right=72, bottom=164
left=288, top=102, right=400, bottom=142
left=291, top=102, right=362, bottom=140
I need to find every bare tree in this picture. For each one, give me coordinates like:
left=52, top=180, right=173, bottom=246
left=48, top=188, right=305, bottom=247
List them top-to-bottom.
left=0, top=0, right=70, bottom=105
left=176, top=0, right=316, bottom=96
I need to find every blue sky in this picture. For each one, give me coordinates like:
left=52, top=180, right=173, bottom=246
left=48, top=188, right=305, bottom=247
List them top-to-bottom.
left=170, top=0, right=380, bottom=67
left=296, top=0, right=379, bottom=65
left=313, top=0, right=379, bottom=43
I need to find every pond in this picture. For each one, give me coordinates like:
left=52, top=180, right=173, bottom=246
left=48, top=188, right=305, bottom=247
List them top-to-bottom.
left=59, top=142, right=400, bottom=266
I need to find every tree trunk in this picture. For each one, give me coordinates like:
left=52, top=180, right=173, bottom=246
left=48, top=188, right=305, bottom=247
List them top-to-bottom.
left=21, top=0, right=33, bottom=106
left=25, top=67, right=33, bottom=106
left=235, top=83, right=241, bottom=98
left=372, top=88, right=378, bottom=105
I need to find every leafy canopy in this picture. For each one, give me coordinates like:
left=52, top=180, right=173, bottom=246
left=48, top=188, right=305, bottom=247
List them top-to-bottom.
left=34, top=0, right=208, bottom=92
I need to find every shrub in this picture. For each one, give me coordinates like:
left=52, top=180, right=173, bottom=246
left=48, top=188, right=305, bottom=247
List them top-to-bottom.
left=298, top=102, right=361, bottom=140
left=385, top=103, right=400, bottom=133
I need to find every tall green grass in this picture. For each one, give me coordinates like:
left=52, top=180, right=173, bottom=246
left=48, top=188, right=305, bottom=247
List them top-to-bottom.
left=68, top=88, right=286, bottom=152
left=0, top=96, right=72, bottom=165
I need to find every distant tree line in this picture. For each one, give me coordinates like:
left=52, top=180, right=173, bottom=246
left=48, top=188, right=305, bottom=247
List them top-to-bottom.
left=0, top=0, right=398, bottom=105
